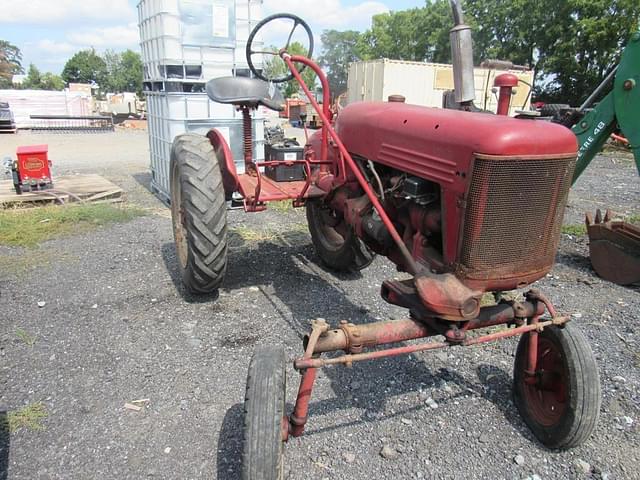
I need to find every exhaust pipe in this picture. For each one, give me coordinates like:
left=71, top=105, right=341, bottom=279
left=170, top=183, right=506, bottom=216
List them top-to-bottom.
left=449, top=0, right=475, bottom=104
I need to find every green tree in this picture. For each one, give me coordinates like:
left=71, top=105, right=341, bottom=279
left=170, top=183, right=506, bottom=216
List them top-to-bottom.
left=356, top=0, right=640, bottom=105
left=535, top=0, right=639, bottom=103
left=357, top=2, right=453, bottom=63
left=318, top=30, right=363, bottom=98
left=0, top=40, right=24, bottom=88
left=263, top=42, right=317, bottom=98
left=61, top=49, right=107, bottom=87
left=102, top=49, right=143, bottom=94
left=119, top=50, right=143, bottom=94
left=23, top=63, right=42, bottom=89
left=23, top=63, right=65, bottom=90
left=41, top=72, right=65, bottom=91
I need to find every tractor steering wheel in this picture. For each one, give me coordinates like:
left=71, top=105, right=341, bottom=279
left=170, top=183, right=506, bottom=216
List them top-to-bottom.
left=245, top=13, right=314, bottom=83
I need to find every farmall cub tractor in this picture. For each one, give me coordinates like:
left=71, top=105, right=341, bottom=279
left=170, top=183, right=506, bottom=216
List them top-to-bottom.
left=169, top=3, right=603, bottom=478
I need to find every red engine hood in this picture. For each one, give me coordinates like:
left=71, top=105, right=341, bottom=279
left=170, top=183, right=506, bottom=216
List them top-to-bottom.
left=335, top=102, right=578, bottom=192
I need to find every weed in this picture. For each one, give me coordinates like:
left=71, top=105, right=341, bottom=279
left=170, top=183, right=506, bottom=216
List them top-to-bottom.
left=269, top=201, right=294, bottom=213
left=0, top=203, right=145, bottom=248
left=627, top=213, right=640, bottom=225
left=561, top=224, right=587, bottom=236
left=230, top=226, right=278, bottom=243
left=0, top=249, right=52, bottom=276
left=480, top=292, right=496, bottom=307
left=15, top=328, right=36, bottom=347
left=7, top=402, right=47, bottom=433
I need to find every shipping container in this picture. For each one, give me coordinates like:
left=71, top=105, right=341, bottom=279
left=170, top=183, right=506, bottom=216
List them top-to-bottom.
left=347, top=59, right=534, bottom=116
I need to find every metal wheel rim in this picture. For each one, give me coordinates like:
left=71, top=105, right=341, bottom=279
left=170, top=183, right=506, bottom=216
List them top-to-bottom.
left=171, top=164, right=189, bottom=269
left=522, top=336, right=568, bottom=427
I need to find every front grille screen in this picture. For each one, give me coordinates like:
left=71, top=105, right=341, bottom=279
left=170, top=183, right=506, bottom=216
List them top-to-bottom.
left=460, top=156, right=576, bottom=278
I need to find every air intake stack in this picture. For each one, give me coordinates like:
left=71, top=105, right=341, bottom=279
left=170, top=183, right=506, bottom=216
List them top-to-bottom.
left=449, top=0, right=475, bottom=105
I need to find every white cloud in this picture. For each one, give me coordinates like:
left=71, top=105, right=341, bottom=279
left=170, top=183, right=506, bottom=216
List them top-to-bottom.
left=0, top=0, right=135, bottom=24
left=264, top=0, right=388, bottom=31
left=67, top=23, right=140, bottom=48
left=33, top=39, right=78, bottom=55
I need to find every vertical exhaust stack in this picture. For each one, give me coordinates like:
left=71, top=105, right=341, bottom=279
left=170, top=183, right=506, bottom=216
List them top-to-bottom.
left=449, top=0, right=475, bottom=105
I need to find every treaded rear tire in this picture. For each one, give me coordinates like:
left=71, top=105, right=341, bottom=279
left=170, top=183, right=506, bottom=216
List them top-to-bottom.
left=170, top=133, right=228, bottom=294
left=306, top=199, right=374, bottom=271
left=513, top=323, right=601, bottom=449
left=242, top=347, right=287, bottom=480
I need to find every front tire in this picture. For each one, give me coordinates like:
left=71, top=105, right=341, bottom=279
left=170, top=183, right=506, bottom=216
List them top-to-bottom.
left=170, top=133, right=228, bottom=294
left=306, top=199, right=374, bottom=271
left=513, top=323, right=601, bottom=449
left=242, top=347, right=287, bottom=480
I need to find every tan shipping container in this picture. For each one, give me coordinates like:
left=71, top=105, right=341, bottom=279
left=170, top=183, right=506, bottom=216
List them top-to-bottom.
left=346, top=59, right=534, bottom=116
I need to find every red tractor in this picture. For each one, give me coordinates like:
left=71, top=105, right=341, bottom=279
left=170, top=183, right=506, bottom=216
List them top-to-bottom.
left=169, top=4, right=602, bottom=478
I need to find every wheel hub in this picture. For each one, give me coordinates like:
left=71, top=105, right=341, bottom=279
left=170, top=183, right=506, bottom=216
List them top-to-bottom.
left=523, top=338, right=568, bottom=426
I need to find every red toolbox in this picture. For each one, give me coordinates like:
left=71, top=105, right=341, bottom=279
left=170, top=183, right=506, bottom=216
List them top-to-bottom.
left=15, top=144, right=52, bottom=191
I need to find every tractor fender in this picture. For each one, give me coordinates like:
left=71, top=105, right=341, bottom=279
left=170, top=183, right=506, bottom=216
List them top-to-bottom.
left=206, top=128, right=239, bottom=195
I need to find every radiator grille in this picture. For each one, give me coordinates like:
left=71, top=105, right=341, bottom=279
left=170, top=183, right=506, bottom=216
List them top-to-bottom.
left=460, top=156, right=576, bottom=279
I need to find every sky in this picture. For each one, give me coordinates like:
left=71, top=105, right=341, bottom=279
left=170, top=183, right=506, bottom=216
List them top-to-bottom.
left=0, top=0, right=426, bottom=75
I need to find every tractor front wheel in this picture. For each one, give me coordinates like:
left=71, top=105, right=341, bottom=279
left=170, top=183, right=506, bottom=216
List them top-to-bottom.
left=170, top=133, right=228, bottom=294
left=306, top=199, right=374, bottom=271
left=513, top=323, right=601, bottom=449
left=242, top=347, right=287, bottom=480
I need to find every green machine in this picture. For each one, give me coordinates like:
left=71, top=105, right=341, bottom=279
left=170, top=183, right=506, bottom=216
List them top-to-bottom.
left=553, top=30, right=640, bottom=285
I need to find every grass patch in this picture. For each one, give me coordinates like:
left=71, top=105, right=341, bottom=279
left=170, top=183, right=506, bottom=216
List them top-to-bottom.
left=269, top=201, right=294, bottom=213
left=0, top=203, right=145, bottom=248
left=627, top=214, right=640, bottom=225
left=229, top=223, right=310, bottom=247
left=562, top=224, right=587, bottom=236
left=231, top=226, right=279, bottom=243
left=0, top=249, right=52, bottom=276
left=480, top=292, right=496, bottom=307
left=15, top=328, right=36, bottom=347
left=7, top=402, right=47, bottom=433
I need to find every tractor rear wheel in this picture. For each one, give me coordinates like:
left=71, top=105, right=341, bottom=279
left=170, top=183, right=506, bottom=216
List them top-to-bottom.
left=170, top=133, right=228, bottom=294
left=306, top=199, right=374, bottom=271
left=513, top=323, right=601, bottom=449
left=242, top=346, right=287, bottom=480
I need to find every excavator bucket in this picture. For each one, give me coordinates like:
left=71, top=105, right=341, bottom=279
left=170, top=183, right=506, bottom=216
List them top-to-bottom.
left=585, top=209, right=640, bottom=285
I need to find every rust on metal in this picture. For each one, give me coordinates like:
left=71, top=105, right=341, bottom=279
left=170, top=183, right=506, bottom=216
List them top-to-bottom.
left=458, top=155, right=575, bottom=290
left=586, top=209, right=640, bottom=285
left=414, top=271, right=482, bottom=321
left=294, top=314, right=569, bottom=370
left=309, top=318, right=433, bottom=354
left=288, top=319, right=329, bottom=437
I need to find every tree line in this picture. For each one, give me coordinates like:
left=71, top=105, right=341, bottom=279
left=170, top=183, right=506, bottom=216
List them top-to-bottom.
left=318, top=0, right=640, bottom=104
left=0, top=41, right=143, bottom=95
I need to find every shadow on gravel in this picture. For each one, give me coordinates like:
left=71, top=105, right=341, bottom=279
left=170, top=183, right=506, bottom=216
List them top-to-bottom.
left=132, top=172, right=153, bottom=193
left=178, top=230, right=528, bottom=452
left=160, top=243, right=219, bottom=304
left=556, top=250, right=592, bottom=271
left=217, top=403, right=243, bottom=480
left=0, top=411, right=8, bottom=480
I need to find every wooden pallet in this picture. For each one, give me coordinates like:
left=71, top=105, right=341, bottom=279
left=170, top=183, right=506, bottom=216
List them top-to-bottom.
left=0, top=174, right=124, bottom=206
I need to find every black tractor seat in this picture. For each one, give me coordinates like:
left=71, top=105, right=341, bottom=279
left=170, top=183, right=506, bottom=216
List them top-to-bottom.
left=206, top=76, right=285, bottom=111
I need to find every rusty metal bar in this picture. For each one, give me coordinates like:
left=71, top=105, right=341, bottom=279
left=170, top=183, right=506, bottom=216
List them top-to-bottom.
left=526, top=315, right=541, bottom=377
left=294, top=316, right=569, bottom=370
left=289, top=319, right=328, bottom=437
left=310, top=319, right=433, bottom=354
left=289, top=368, right=317, bottom=437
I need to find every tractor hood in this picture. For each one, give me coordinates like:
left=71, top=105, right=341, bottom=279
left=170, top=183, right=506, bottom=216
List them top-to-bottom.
left=334, top=102, right=578, bottom=192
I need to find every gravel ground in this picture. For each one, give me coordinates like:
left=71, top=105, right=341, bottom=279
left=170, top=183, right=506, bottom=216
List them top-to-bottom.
left=0, top=130, right=638, bottom=480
